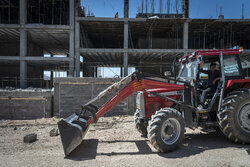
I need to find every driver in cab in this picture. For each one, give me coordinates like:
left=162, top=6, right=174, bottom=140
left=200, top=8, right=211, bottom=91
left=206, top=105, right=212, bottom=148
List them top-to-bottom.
left=199, top=61, right=221, bottom=108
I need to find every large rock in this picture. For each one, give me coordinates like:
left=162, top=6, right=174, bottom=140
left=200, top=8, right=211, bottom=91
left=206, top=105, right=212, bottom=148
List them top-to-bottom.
left=49, top=128, right=59, bottom=137
left=23, top=133, right=37, bottom=143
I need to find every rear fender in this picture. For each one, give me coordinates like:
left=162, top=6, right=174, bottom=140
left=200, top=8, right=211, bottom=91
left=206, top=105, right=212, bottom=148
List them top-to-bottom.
left=224, top=79, right=250, bottom=96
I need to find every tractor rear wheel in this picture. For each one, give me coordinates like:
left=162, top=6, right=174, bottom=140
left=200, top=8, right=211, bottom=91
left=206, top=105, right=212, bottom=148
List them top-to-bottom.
left=218, top=89, right=250, bottom=144
left=147, top=108, right=184, bottom=152
left=134, top=109, right=147, bottom=136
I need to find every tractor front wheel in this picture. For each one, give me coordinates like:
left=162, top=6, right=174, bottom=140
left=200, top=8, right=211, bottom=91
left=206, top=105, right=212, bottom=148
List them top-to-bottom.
left=218, top=89, right=250, bottom=144
left=147, top=108, right=184, bottom=152
left=134, top=109, right=148, bottom=136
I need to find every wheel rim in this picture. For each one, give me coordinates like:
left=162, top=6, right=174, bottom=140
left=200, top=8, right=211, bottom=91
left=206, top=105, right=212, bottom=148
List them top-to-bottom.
left=239, top=104, right=250, bottom=133
left=161, top=118, right=181, bottom=145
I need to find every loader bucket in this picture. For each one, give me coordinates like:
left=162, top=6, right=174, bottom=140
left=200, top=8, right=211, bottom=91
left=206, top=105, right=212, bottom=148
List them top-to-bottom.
left=58, top=113, right=89, bottom=156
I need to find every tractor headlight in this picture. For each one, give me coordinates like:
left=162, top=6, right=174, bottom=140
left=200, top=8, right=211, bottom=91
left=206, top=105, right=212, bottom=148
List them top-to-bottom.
left=136, top=91, right=146, bottom=117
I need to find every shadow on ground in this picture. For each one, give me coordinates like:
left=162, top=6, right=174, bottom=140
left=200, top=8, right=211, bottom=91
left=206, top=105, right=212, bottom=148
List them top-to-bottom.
left=67, top=131, right=250, bottom=161
left=159, top=131, right=249, bottom=158
left=66, top=139, right=99, bottom=161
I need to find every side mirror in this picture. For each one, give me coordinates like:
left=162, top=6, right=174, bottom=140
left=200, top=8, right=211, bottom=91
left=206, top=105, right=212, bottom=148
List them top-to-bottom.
left=164, top=71, right=172, bottom=77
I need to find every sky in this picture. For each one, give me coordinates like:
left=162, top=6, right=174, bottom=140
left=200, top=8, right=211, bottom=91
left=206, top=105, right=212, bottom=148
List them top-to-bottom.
left=81, top=0, right=250, bottom=19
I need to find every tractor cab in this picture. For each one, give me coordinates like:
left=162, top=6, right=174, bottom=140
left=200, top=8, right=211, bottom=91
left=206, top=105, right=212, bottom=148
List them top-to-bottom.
left=134, top=49, right=250, bottom=154
left=178, top=49, right=244, bottom=110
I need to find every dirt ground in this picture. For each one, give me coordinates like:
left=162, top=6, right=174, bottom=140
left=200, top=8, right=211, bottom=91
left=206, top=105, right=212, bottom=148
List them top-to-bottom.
left=0, top=116, right=249, bottom=167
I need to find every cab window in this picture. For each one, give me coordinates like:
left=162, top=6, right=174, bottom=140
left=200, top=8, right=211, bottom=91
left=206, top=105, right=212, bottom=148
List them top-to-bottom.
left=223, top=55, right=240, bottom=77
left=241, top=58, right=250, bottom=77
left=179, top=61, right=197, bottom=79
left=199, top=61, right=219, bottom=79
left=199, top=63, right=209, bottom=79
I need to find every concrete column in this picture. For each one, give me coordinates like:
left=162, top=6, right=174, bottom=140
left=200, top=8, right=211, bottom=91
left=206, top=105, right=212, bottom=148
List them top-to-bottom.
left=20, top=0, right=27, bottom=88
left=20, top=0, right=26, bottom=25
left=69, top=0, right=75, bottom=76
left=123, top=0, right=129, bottom=77
left=124, top=0, right=129, bottom=18
left=182, top=0, right=189, bottom=18
left=75, top=21, right=80, bottom=77
left=123, top=22, right=129, bottom=77
left=183, top=22, right=189, bottom=49
left=148, top=28, right=153, bottom=49
left=20, top=60, right=27, bottom=88
left=94, top=67, right=98, bottom=78
left=120, top=67, right=123, bottom=77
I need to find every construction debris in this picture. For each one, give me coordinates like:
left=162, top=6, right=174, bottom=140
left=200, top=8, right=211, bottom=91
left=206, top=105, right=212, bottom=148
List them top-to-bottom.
left=12, top=127, right=17, bottom=130
left=12, top=127, right=29, bottom=131
left=20, top=127, right=29, bottom=131
left=23, top=133, right=37, bottom=143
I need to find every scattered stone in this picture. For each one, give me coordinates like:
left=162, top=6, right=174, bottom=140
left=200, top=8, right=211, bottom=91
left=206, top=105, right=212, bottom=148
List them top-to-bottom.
left=108, top=120, right=115, bottom=126
left=39, top=126, right=45, bottom=129
left=12, top=127, right=17, bottom=130
left=20, top=127, right=29, bottom=131
left=49, top=128, right=59, bottom=137
left=89, top=128, right=96, bottom=132
left=23, top=133, right=37, bottom=143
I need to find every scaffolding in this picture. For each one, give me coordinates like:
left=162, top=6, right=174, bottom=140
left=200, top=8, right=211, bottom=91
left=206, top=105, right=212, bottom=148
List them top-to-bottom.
left=0, top=0, right=19, bottom=24
left=0, top=0, right=72, bottom=25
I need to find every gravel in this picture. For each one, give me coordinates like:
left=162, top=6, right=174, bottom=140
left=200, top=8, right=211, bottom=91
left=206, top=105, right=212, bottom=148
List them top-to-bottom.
left=0, top=116, right=249, bottom=167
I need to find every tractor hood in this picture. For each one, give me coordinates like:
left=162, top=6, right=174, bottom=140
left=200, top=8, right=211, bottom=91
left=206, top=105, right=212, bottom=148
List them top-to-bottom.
left=147, top=84, right=184, bottom=93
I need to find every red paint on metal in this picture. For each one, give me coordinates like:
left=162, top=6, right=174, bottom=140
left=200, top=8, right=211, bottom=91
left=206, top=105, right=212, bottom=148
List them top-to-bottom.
left=180, top=49, right=239, bottom=63
left=88, top=79, right=184, bottom=124
left=225, top=79, right=250, bottom=88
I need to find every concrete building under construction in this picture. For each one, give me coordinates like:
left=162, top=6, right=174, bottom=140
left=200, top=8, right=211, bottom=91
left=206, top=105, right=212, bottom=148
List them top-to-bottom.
left=1, top=0, right=250, bottom=89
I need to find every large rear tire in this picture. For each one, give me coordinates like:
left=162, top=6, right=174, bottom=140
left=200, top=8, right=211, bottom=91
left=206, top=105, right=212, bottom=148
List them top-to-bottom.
left=218, top=89, right=250, bottom=144
left=147, top=108, right=184, bottom=152
left=134, top=109, right=147, bottom=136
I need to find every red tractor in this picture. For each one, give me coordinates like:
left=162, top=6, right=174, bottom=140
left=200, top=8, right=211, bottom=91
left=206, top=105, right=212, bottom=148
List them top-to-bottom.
left=58, top=49, right=250, bottom=156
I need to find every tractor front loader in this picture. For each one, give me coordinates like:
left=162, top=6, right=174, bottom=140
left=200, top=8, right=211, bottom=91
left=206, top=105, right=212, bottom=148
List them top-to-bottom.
left=58, top=49, right=250, bottom=156
left=58, top=72, right=185, bottom=156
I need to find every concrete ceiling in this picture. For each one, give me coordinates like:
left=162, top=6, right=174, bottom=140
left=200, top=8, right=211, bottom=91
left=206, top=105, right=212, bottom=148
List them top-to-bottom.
left=28, top=29, right=69, bottom=55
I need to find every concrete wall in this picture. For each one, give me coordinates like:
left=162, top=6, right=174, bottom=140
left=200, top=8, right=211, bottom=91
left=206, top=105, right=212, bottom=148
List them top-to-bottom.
left=54, top=77, right=136, bottom=118
left=0, top=78, right=137, bottom=120
left=0, top=89, right=52, bottom=120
